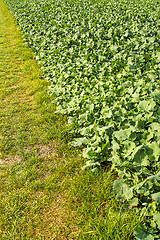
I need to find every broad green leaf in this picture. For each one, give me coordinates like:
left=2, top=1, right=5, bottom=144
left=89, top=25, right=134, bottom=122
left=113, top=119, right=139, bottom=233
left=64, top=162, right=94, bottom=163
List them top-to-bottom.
left=138, top=100, right=156, bottom=112
left=150, top=122, right=160, bottom=131
left=114, top=127, right=135, bottom=141
left=71, top=137, right=88, bottom=147
left=149, top=142, right=160, bottom=161
left=147, top=172, right=160, bottom=183
left=113, top=180, right=133, bottom=202
left=151, top=192, right=160, bottom=203
left=128, top=198, right=139, bottom=208
left=153, top=213, right=160, bottom=229
left=134, top=223, right=155, bottom=240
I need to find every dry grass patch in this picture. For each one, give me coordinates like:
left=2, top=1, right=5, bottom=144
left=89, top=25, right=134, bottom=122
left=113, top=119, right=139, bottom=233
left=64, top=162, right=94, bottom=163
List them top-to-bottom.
left=0, top=155, right=22, bottom=165
left=36, top=196, right=79, bottom=240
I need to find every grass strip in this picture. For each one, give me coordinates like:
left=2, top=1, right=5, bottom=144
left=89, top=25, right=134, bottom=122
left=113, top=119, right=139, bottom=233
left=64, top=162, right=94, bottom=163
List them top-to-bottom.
left=0, top=0, right=138, bottom=239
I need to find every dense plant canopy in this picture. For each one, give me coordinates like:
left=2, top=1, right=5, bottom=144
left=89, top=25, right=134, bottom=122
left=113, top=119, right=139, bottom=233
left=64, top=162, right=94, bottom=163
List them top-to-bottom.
left=4, top=0, right=160, bottom=238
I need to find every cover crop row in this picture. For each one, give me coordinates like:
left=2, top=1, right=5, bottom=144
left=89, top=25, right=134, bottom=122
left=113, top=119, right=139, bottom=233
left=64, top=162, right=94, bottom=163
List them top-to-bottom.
left=4, top=0, right=160, bottom=239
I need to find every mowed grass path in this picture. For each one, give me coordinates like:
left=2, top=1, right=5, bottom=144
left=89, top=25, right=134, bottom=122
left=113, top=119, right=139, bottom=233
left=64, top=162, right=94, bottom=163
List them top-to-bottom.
left=0, top=0, right=138, bottom=239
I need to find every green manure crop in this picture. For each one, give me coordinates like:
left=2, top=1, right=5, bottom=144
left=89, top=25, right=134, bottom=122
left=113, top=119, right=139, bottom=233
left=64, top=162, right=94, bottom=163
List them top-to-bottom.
left=4, top=0, right=160, bottom=239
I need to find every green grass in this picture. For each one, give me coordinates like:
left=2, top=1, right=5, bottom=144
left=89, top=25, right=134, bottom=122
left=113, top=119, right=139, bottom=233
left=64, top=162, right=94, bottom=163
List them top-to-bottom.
left=0, top=0, right=138, bottom=239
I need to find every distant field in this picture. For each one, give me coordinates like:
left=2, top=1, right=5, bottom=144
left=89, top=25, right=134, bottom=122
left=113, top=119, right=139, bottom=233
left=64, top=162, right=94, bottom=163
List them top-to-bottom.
left=3, top=0, right=160, bottom=239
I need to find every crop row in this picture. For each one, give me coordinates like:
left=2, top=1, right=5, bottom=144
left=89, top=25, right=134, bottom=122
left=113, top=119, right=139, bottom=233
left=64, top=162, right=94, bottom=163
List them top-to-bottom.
left=4, top=0, right=160, bottom=239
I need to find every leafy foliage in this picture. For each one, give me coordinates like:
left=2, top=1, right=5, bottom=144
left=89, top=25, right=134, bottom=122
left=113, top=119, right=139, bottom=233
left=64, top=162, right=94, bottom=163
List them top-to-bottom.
left=4, top=0, right=160, bottom=238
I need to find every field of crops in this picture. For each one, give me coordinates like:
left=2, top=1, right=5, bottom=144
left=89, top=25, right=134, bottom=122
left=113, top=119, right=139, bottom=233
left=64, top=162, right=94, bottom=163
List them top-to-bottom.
left=4, top=0, right=160, bottom=239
